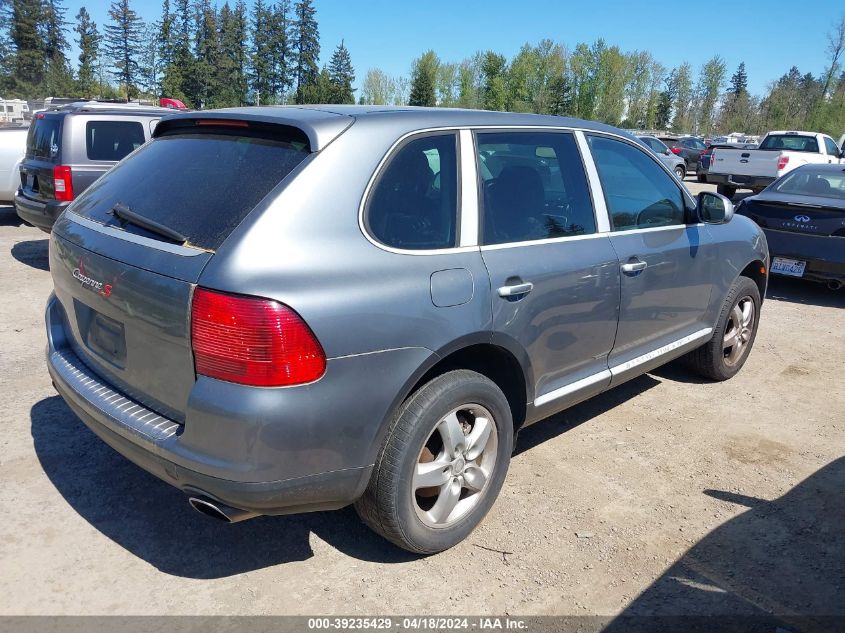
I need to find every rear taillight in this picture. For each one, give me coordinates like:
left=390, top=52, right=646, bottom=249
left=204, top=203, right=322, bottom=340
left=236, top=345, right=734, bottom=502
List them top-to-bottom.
left=671, top=147, right=682, bottom=155
left=777, top=155, right=790, bottom=171
left=53, top=165, right=74, bottom=201
left=191, top=288, right=326, bottom=387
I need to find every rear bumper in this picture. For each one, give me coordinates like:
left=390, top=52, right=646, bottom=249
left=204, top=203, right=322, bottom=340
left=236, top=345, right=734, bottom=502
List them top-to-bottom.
left=708, top=173, right=774, bottom=190
left=14, top=190, right=68, bottom=231
left=763, top=228, right=845, bottom=284
left=45, top=294, right=431, bottom=515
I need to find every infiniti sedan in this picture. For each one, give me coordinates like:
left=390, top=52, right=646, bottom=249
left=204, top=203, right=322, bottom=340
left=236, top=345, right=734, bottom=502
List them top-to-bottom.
left=736, top=164, right=845, bottom=289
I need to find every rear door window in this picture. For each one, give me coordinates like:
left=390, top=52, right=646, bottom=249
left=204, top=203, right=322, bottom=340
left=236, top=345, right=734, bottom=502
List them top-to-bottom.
left=27, top=116, right=62, bottom=159
left=86, top=121, right=146, bottom=161
left=67, top=123, right=311, bottom=251
left=477, top=131, right=596, bottom=245
left=365, top=133, right=459, bottom=250
left=587, top=134, right=685, bottom=231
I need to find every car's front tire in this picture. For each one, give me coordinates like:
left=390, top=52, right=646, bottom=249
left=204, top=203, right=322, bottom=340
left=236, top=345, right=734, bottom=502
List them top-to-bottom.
left=674, top=165, right=686, bottom=180
left=687, top=276, right=761, bottom=381
left=355, top=370, right=513, bottom=554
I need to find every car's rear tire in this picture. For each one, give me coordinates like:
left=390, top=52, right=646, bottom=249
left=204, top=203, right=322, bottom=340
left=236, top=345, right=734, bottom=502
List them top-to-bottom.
left=674, top=165, right=686, bottom=180
left=716, top=184, right=737, bottom=198
left=687, top=276, right=761, bottom=381
left=355, top=370, right=513, bottom=554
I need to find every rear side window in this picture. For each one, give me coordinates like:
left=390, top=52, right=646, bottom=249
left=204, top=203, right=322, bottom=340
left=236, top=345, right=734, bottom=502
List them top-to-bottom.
left=27, top=116, right=62, bottom=159
left=86, top=121, right=145, bottom=161
left=67, top=125, right=310, bottom=251
left=477, top=131, right=596, bottom=245
left=366, top=133, right=458, bottom=250
left=587, top=135, right=685, bottom=231
left=759, top=135, right=819, bottom=153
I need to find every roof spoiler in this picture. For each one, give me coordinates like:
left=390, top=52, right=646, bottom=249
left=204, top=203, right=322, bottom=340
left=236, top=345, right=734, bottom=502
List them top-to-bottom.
left=153, top=108, right=354, bottom=152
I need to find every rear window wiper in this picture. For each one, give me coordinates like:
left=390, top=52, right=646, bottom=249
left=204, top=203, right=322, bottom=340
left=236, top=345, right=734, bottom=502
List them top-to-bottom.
left=109, top=203, right=187, bottom=244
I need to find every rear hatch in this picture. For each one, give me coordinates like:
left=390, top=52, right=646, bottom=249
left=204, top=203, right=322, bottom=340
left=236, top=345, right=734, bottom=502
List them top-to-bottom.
left=19, top=112, right=63, bottom=203
left=50, top=118, right=315, bottom=421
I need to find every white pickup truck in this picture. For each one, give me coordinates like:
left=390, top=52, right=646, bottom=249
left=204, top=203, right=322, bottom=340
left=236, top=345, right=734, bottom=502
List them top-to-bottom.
left=708, top=130, right=844, bottom=197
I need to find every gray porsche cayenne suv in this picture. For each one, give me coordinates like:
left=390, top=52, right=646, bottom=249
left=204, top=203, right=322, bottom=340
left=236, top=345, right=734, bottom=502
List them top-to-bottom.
left=46, top=106, right=768, bottom=553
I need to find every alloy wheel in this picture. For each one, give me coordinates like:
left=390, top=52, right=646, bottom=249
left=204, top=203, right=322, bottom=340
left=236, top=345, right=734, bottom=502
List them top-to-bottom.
left=723, top=296, right=755, bottom=367
left=412, top=404, right=498, bottom=528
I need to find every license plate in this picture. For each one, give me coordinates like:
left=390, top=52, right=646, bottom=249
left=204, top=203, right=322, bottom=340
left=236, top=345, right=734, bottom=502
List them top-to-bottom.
left=771, top=257, right=806, bottom=277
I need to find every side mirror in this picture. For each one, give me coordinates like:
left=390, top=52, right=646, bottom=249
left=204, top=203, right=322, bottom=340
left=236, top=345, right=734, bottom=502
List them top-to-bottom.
left=664, top=149, right=671, bottom=156
left=697, top=191, right=734, bottom=224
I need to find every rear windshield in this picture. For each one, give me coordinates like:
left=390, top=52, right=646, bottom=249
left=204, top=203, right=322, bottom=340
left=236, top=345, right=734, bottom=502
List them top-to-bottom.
left=27, top=116, right=62, bottom=159
left=86, top=120, right=146, bottom=161
left=67, top=126, right=310, bottom=251
left=759, top=135, right=819, bottom=153
left=773, top=170, right=845, bottom=200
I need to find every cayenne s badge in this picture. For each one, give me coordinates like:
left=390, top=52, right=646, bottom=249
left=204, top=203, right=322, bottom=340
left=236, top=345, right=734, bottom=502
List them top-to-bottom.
left=72, top=258, right=112, bottom=297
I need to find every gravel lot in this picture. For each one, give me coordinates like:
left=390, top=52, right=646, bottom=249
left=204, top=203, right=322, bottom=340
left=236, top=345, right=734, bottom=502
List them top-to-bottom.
left=1, top=182, right=843, bottom=619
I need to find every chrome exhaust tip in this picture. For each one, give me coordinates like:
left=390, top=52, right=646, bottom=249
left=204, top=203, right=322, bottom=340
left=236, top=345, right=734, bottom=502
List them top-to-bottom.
left=827, top=280, right=842, bottom=291
left=188, top=496, right=258, bottom=523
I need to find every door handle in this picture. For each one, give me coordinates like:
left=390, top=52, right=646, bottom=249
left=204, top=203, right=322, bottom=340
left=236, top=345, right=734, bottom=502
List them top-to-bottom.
left=621, top=260, right=648, bottom=274
left=497, top=282, right=534, bottom=297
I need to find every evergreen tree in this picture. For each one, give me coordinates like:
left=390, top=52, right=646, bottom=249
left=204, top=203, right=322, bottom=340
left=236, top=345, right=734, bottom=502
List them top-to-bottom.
left=9, top=0, right=44, bottom=95
left=41, top=0, right=74, bottom=95
left=104, top=0, right=145, bottom=98
left=160, top=0, right=193, bottom=103
left=190, top=0, right=218, bottom=107
left=249, top=0, right=272, bottom=103
left=268, top=0, right=292, bottom=101
left=293, top=0, right=319, bottom=103
left=216, top=1, right=248, bottom=106
left=75, top=7, right=101, bottom=97
left=327, top=39, right=354, bottom=103
left=409, top=50, right=439, bottom=107
left=719, top=62, right=754, bottom=132
left=729, top=62, right=748, bottom=96
left=299, top=65, right=332, bottom=103
left=654, top=70, right=677, bottom=130
left=547, top=73, right=574, bottom=116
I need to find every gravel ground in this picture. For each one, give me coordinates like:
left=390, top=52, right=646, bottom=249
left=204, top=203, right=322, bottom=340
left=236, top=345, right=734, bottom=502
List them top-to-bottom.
left=1, top=183, right=843, bottom=618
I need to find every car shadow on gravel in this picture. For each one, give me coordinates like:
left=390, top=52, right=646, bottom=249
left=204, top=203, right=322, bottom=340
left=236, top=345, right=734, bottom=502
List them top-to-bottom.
left=0, top=203, right=22, bottom=226
left=11, top=238, right=49, bottom=271
left=766, top=277, right=845, bottom=309
left=515, top=374, right=661, bottom=455
left=31, top=396, right=417, bottom=578
left=603, top=456, right=845, bottom=632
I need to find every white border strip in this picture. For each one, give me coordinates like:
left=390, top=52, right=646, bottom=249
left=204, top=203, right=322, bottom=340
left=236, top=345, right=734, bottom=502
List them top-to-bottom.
left=458, top=129, right=479, bottom=247
left=574, top=130, right=611, bottom=233
left=533, top=327, right=713, bottom=407
left=609, top=328, right=713, bottom=376
left=534, top=369, right=611, bottom=407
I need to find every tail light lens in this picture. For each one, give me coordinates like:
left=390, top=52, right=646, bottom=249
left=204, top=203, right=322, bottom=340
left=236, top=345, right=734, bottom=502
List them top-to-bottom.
left=671, top=147, right=682, bottom=155
left=777, top=155, right=790, bottom=171
left=53, top=165, right=74, bottom=201
left=191, top=288, right=326, bottom=387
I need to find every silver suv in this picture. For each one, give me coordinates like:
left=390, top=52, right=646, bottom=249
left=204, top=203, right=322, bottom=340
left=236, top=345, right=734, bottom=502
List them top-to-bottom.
left=15, top=102, right=171, bottom=231
left=45, top=106, right=768, bottom=553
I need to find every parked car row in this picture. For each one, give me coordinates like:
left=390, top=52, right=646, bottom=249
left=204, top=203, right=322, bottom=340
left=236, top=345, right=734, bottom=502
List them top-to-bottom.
left=38, top=105, right=769, bottom=553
